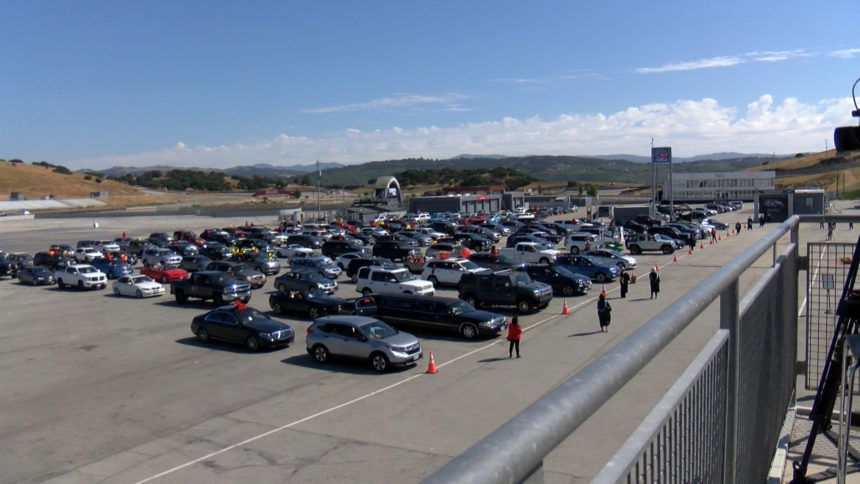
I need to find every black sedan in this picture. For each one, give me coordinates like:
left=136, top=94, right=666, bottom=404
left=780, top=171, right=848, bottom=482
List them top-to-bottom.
left=518, top=264, right=592, bottom=296
left=17, top=265, right=56, bottom=285
left=269, top=288, right=348, bottom=319
left=190, top=306, right=295, bottom=352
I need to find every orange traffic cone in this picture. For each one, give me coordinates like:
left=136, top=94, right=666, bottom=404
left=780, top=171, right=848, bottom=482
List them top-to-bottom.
left=718, top=234, right=722, bottom=241
left=700, top=242, right=704, bottom=249
left=688, top=246, right=693, bottom=254
left=673, top=253, right=678, bottom=262
left=600, top=285, right=607, bottom=297
left=561, top=299, right=569, bottom=314
left=426, top=351, right=438, bottom=374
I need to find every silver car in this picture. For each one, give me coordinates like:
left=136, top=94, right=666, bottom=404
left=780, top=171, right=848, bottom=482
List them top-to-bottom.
left=306, top=316, right=423, bottom=372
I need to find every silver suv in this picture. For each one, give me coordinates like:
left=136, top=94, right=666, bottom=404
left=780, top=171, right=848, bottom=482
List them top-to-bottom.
left=625, top=233, right=678, bottom=255
left=306, top=315, right=423, bottom=372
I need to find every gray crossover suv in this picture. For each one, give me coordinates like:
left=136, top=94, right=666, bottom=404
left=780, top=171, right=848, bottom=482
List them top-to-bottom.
left=305, top=315, right=423, bottom=372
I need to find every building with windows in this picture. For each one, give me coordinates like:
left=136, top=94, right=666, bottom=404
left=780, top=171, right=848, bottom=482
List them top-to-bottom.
left=664, top=171, right=775, bottom=202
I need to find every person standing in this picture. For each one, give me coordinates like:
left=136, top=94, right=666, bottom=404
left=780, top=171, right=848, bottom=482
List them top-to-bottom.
left=760, top=213, right=766, bottom=228
left=747, top=216, right=753, bottom=230
left=735, top=221, right=742, bottom=234
left=827, top=223, right=834, bottom=241
left=711, top=228, right=717, bottom=244
left=649, top=267, right=661, bottom=299
left=619, top=271, right=630, bottom=298
left=597, top=294, right=612, bottom=332
left=507, top=317, right=521, bottom=358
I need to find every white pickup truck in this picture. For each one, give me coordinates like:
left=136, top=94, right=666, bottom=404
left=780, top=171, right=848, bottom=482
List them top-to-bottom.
left=499, top=242, right=560, bottom=265
left=55, top=264, right=108, bottom=290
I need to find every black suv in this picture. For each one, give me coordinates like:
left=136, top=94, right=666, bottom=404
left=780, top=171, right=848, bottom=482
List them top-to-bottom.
left=286, top=234, right=323, bottom=250
left=321, top=239, right=365, bottom=258
left=372, top=240, right=420, bottom=262
left=458, top=271, right=553, bottom=314
left=359, top=293, right=508, bottom=340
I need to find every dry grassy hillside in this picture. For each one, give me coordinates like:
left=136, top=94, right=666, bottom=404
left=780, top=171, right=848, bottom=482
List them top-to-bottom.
left=744, top=150, right=860, bottom=193
left=0, top=161, right=179, bottom=206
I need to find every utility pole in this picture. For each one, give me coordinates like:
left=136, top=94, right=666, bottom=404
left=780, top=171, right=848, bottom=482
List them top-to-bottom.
left=316, top=159, right=321, bottom=220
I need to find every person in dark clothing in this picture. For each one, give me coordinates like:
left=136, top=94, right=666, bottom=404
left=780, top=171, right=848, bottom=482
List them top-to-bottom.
left=759, top=214, right=766, bottom=228
left=747, top=217, right=753, bottom=230
left=735, top=221, right=742, bottom=234
left=710, top=228, right=717, bottom=244
left=649, top=267, right=661, bottom=299
left=619, top=271, right=630, bottom=298
left=597, top=294, right=612, bottom=332
left=507, top=317, right=521, bottom=358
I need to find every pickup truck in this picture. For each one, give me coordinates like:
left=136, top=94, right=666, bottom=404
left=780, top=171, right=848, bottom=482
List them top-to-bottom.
left=499, top=242, right=560, bottom=265
left=55, top=264, right=108, bottom=290
left=171, top=271, right=252, bottom=305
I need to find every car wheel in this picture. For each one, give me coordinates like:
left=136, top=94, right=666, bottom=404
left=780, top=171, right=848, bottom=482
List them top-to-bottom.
left=662, top=245, right=673, bottom=255
left=630, top=246, right=642, bottom=255
left=570, top=247, right=580, bottom=254
left=539, top=257, right=550, bottom=265
left=596, top=273, right=607, bottom=283
left=161, top=275, right=168, bottom=283
left=428, top=276, right=439, bottom=286
left=77, top=280, right=84, bottom=290
left=562, top=285, right=575, bottom=297
left=114, top=287, right=121, bottom=297
left=362, top=288, right=373, bottom=296
left=136, top=289, right=143, bottom=299
left=175, top=290, right=188, bottom=304
left=517, top=299, right=531, bottom=314
left=272, top=302, right=283, bottom=314
left=308, top=306, right=321, bottom=319
left=460, top=323, right=479, bottom=340
left=196, top=328, right=209, bottom=343
left=245, top=336, right=260, bottom=352
left=312, top=344, right=329, bottom=363
left=370, top=352, right=389, bottom=372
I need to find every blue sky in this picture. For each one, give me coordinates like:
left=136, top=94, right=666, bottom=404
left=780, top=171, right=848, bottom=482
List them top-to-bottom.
left=1, top=1, right=858, bottom=170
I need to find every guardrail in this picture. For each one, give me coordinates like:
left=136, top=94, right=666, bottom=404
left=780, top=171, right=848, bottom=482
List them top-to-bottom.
left=424, top=215, right=802, bottom=484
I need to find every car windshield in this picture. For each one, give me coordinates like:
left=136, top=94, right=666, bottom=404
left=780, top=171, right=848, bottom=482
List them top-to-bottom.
left=460, top=260, right=481, bottom=271
left=554, top=266, right=576, bottom=278
left=393, top=271, right=415, bottom=282
left=513, top=273, right=531, bottom=286
left=450, top=300, right=476, bottom=315
left=361, top=320, right=398, bottom=339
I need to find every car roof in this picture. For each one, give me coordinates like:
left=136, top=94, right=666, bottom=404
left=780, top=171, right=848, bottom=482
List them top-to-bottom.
left=314, top=315, right=379, bottom=325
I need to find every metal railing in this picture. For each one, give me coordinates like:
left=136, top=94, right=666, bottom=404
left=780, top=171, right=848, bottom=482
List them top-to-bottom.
left=424, top=215, right=802, bottom=484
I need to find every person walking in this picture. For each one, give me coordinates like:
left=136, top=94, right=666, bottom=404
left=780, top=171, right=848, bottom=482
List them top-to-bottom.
left=760, top=213, right=766, bottom=228
left=747, top=216, right=753, bottom=230
left=735, top=221, right=742, bottom=234
left=827, top=222, right=834, bottom=241
left=711, top=228, right=717, bottom=244
left=649, top=267, right=661, bottom=299
left=619, top=270, right=630, bottom=298
left=597, top=294, right=612, bottom=332
left=507, top=317, right=521, bottom=358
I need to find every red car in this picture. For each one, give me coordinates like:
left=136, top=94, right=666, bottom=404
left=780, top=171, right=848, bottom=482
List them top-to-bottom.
left=140, top=266, right=188, bottom=283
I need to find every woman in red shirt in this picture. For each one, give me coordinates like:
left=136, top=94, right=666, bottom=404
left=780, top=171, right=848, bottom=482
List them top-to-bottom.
left=507, top=317, right=522, bottom=358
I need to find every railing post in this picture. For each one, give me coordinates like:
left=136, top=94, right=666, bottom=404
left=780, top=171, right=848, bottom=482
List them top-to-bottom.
left=720, top=279, right=739, bottom=484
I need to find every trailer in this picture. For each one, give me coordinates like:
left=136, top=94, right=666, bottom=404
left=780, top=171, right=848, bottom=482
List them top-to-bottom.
left=608, top=205, right=653, bottom=225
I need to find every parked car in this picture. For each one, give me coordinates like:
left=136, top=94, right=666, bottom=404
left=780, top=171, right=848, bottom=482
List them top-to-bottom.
left=625, top=233, right=678, bottom=255
left=286, top=234, right=323, bottom=250
left=321, top=238, right=366, bottom=258
left=372, top=240, right=421, bottom=262
left=74, top=247, right=104, bottom=263
left=141, top=248, right=182, bottom=267
left=582, top=249, right=637, bottom=272
left=33, top=251, right=74, bottom=270
left=232, top=251, right=281, bottom=275
left=0, top=252, right=20, bottom=278
left=467, top=253, right=527, bottom=272
left=179, top=254, right=213, bottom=273
left=556, top=254, right=620, bottom=283
left=289, top=256, right=342, bottom=280
left=345, top=256, right=398, bottom=282
left=90, top=258, right=134, bottom=279
left=421, top=258, right=492, bottom=287
left=206, top=260, right=266, bottom=289
left=55, top=264, right=108, bottom=290
left=517, top=264, right=592, bottom=297
left=17, top=265, right=55, bottom=285
left=141, top=265, right=189, bottom=283
left=355, top=266, right=435, bottom=296
left=171, top=271, right=252, bottom=305
left=274, top=271, right=338, bottom=294
left=458, top=271, right=553, bottom=314
left=112, top=274, right=165, bottom=298
left=269, top=289, right=350, bottom=319
left=358, top=293, right=508, bottom=340
left=191, top=305, right=295, bottom=352
left=306, top=315, right=422, bottom=372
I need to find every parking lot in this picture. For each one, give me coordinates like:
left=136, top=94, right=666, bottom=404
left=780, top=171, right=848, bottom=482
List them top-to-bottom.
left=0, top=208, right=788, bottom=483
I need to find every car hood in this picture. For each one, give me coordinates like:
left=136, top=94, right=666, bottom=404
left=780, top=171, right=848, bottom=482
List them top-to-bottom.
left=245, top=319, right=290, bottom=332
left=382, top=331, right=419, bottom=347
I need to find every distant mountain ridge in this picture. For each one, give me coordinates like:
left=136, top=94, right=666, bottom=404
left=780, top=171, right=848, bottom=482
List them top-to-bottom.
left=592, top=152, right=782, bottom=163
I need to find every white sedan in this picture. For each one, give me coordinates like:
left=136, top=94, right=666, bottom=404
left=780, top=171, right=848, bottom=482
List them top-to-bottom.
left=112, top=274, right=165, bottom=298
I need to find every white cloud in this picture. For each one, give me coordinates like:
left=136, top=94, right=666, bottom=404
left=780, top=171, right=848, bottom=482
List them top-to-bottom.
left=829, top=48, right=860, bottom=58
left=635, top=56, right=744, bottom=74
left=301, top=92, right=467, bottom=113
left=71, top=95, right=856, bottom=170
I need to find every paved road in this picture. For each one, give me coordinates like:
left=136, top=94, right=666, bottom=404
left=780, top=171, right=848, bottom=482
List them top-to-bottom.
left=0, top=209, right=807, bottom=483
